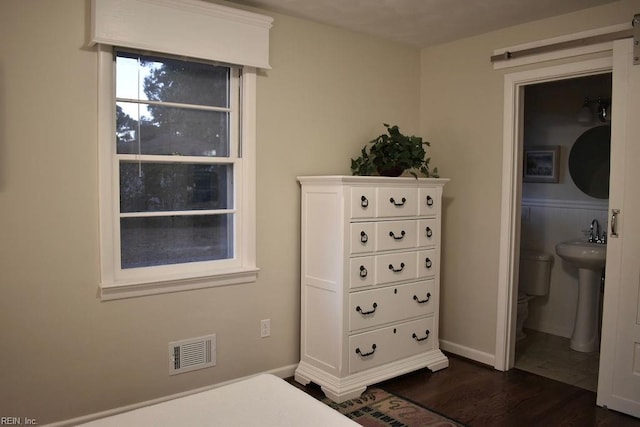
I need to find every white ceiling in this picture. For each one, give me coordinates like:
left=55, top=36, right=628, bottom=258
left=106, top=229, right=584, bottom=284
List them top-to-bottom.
left=226, top=0, right=618, bottom=48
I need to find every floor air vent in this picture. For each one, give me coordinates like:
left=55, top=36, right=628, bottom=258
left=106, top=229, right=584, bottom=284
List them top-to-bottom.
left=169, top=334, right=216, bottom=375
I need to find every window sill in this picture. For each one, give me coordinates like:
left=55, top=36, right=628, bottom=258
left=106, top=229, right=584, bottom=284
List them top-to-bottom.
left=99, top=267, right=259, bottom=301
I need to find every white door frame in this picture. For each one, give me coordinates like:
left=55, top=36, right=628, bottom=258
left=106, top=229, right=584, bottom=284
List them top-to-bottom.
left=494, top=56, right=613, bottom=371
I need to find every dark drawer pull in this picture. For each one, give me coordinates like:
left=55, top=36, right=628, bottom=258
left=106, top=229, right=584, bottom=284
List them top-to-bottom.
left=361, top=195, right=369, bottom=208
left=426, top=195, right=434, bottom=206
left=389, top=197, right=406, bottom=206
left=426, top=227, right=433, bottom=238
left=389, top=230, right=406, bottom=240
left=360, top=231, right=368, bottom=243
left=425, top=258, right=432, bottom=269
left=388, top=262, right=405, bottom=273
left=359, top=266, right=368, bottom=278
left=413, top=292, right=431, bottom=304
left=356, top=302, right=378, bottom=315
left=412, top=330, right=430, bottom=342
left=355, top=344, right=377, bottom=357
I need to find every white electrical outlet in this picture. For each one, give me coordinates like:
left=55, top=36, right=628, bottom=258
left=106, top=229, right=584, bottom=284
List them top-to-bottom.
left=261, top=319, right=271, bottom=337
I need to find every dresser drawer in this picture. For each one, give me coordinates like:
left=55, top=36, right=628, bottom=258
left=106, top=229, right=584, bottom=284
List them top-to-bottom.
left=350, top=187, right=376, bottom=219
left=377, top=187, right=418, bottom=217
left=418, top=187, right=439, bottom=217
left=418, top=219, right=438, bottom=247
left=375, top=220, right=418, bottom=251
left=350, top=222, right=375, bottom=254
left=418, top=249, right=438, bottom=279
left=376, top=252, right=417, bottom=285
left=349, top=257, right=375, bottom=289
left=349, top=279, right=435, bottom=331
left=348, top=317, right=435, bottom=373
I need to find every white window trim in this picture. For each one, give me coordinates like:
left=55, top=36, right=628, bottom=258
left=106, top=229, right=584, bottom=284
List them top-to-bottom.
left=90, top=0, right=273, bottom=69
left=92, top=0, right=269, bottom=300
left=97, top=45, right=259, bottom=300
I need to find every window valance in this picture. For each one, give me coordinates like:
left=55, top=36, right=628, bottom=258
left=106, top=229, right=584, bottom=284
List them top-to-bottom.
left=90, top=0, right=273, bottom=69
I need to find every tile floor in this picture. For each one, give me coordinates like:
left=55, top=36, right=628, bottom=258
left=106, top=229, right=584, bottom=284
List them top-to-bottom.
left=515, top=329, right=600, bottom=392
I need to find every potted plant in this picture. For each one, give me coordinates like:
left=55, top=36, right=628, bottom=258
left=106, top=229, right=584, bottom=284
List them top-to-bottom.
left=351, top=123, right=439, bottom=178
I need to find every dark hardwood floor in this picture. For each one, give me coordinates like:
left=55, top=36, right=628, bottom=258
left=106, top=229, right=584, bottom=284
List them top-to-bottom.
left=291, top=354, right=640, bottom=426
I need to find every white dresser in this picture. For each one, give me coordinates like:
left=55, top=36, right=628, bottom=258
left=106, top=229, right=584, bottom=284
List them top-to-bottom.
left=294, top=175, right=449, bottom=402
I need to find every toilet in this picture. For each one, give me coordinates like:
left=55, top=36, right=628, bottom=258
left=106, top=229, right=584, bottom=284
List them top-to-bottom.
left=516, top=250, right=553, bottom=341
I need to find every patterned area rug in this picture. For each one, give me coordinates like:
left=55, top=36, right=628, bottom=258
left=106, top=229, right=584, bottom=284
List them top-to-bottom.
left=323, top=388, right=465, bottom=427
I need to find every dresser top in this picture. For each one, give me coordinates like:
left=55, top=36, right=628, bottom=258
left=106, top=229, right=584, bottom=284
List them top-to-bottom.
left=297, top=175, right=449, bottom=186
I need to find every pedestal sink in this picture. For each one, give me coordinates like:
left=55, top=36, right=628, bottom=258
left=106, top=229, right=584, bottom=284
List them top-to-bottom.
left=555, top=239, right=606, bottom=352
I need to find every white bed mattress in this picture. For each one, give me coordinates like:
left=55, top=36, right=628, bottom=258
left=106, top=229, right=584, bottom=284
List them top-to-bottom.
left=79, top=374, right=358, bottom=426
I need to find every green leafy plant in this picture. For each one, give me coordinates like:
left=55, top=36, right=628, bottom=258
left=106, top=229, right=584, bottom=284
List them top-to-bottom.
left=351, top=124, right=439, bottom=178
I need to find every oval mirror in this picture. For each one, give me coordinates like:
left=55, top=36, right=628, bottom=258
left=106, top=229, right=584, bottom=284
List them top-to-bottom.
left=568, top=125, right=610, bottom=199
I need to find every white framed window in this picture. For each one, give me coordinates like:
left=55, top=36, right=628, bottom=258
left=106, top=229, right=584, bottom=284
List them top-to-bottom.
left=92, top=0, right=271, bottom=300
left=98, top=46, right=258, bottom=299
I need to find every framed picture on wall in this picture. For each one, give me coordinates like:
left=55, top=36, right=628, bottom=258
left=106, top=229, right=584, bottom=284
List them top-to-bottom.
left=523, top=145, right=560, bottom=183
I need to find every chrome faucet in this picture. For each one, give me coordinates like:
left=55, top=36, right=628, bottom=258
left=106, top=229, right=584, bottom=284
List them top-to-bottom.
left=589, top=219, right=604, bottom=244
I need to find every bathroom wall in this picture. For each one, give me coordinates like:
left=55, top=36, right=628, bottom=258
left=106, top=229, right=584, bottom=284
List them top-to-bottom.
left=521, top=74, right=611, bottom=338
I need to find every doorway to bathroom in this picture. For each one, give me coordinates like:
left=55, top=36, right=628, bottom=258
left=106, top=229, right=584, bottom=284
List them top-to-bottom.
left=495, top=36, right=640, bottom=418
left=514, top=74, right=611, bottom=391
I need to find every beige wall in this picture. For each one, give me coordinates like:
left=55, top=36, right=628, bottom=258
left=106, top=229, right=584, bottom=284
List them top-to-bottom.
left=0, top=0, right=419, bottom=423
left=420, top=0, right=639, bottom=357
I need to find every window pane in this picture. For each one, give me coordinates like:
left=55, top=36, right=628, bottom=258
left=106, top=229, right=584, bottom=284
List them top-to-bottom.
left=116, top=52, right=230, bottom=107
left=116, top=102, right=229, bottom=157
left=120, top=162, right=233, bottom=212
left=120, top=214, right=233, bottom=269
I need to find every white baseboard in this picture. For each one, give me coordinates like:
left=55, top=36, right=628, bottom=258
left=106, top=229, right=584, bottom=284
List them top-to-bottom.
left=440, top=340, right=496, bottom=367
left=44, top=364, right=299, bottom=427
